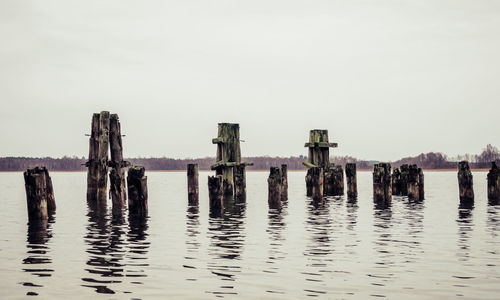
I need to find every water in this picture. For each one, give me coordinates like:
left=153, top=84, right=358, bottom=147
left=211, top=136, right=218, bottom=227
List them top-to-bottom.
left=0, top=171, right=499, bottom=299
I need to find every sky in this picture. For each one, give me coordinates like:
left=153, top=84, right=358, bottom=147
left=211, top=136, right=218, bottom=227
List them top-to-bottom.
left=0, top=0, right=499, bottom=161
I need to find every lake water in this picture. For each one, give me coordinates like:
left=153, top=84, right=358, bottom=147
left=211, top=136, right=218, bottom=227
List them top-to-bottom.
left=0, top=171, right=499, bottom=299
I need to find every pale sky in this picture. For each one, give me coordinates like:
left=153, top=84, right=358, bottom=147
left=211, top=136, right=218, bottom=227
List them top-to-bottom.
left=0, top=0, right=499, bottom=161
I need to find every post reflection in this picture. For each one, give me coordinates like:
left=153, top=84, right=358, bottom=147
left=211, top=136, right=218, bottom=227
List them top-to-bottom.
left=206, top=198, right=246, bottom=297
left=302, top=198, right=333, bottom=297
left=345, top=199, right=359, bottom=255
left=401, top=199, right=424, bottom=264
left=82, top=202, right=150, bottom=295
left=370, top=202, right=393, bottom=292
left=457, top=202, right=474, bottom=262
left=486, top=205, right=499, bottom=238
left=183, top=206, right=200, bottom=280
left=21, top=216, right=55, bottom=296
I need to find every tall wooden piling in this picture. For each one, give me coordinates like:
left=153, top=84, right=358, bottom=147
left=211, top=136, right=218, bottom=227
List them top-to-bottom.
left=86, top=111, right=110, bottom=205
left=109, top=114, right=128, bottom=213
left=211, top=123, right=252, bottom=197
left=303, top=129, right=338, bottom=197
left=458, top=161, right=474, bottom=203
left=487, top=162, right=500, bottom=203
left=346, top=163, right=357, bottom=199
left=373, top=163, right=392, bottom=204
left=187, top=164, right=199, bottom=205
left=233, top=164, right=246, bottom=202
left=281, top=164, right=288, bottom=201
left=400, top=164, right=409, bottom=196
left=407, top=165, right=420, bottom=201
left=24, top=166, right=55, bottom=220
left=127, top=166, right=148, bottom=215
left=268, top=167, right=282, bottom=208
left=310, top=167, right=324, bottom=201
left=392, top=167, right=401, bottom=196
left=418, top=168, right=424, bottom=200
left=208, top=175, right=224, bottom=213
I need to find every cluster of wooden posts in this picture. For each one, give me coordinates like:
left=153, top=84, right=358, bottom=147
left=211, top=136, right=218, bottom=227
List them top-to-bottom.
left=23, top=115, right=500, bottom=221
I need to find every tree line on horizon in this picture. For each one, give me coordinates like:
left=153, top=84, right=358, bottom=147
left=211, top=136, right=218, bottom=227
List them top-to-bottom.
left=0, top=144, right=498, bottom=171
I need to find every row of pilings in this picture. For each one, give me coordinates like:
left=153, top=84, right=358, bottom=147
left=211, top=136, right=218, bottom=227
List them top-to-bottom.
left=23, top=117, right=500, bottom=221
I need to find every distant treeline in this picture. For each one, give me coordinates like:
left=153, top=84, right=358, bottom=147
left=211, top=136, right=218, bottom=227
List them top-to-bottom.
left=1, top=144, right=498, bottom=171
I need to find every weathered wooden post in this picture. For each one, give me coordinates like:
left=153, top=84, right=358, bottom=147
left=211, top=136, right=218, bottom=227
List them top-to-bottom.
left=86, top=111, right=110, bottom=205
left=109, top=114, right=128, bottom=213
left=211, top=123, right=252, bottom=197
left=303, top=129, right=338, bottom=196
left=458, top=161, right=474, bottom=203
left=487, top=162, right=500, bottom=203
left=346, top=163, right=357, bottom=199
left=373, top=163, right=392, bottom=204
left=187, top=164, right=199, bottom=205
left=233, top=164, right=246, bottom=202
left=281, top=164, right=288, bottom=201
left=399, top=164, right=409, bottom=196
left=407, top=164, right=420, bottom=201
left=331, top=165, right=344, bottom=196
left=24, top=166, right=55, bottom=220
left=127, top=166, right=148, bottom=215
left=268, top=167, right=282, bottom=208
left=310, top=167, right=324, bottom=201
left=392, top=167, right=401, bottom=196
left=418, top=168, right=424, bottom=200
left=305, top=169, right=313, bottom=197
left=208, top=175, right=224, bottom=213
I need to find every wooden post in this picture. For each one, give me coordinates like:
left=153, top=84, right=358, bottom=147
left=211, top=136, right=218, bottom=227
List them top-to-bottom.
left=86, top=111, right=110, bottom=205
left=109, top=114, right=127, bottom=213
left=211, top=123, right=252, bottom=197
left=303, top=129, right=338, bottom=197
left=458, top=161, right=474, bottom=203
left=487, top=162, right=500, bottom=203
left=346, top=163, right=357, bottom=199
left=373, top=163, right=392, bottom=204
left=187, top=164, right=199, bottom=205
left=233, top=164, right=246, bottom=202
left=281, top=164, right=288, bottom=201
left=399, top=164, right=409, bottom=196
left=407, top=164, right=420, bottom=201
left=325, top=165, right=344, bottom=196
left=332, top=165, right=344, bottom=196
left=24, top=166, right=55, bottom=220
left=127, top=166, right=148, bottom=215
left=268, top=167, right=282, bottom=208
left=310, top=167, right=324, bottom=201
left=392, top=167, right=401, bottom=196
left=305, top=168, right=313, bottom=197
left=418, top=168, right=424, bottom=200
left=208, top=175, right=224, bottom=212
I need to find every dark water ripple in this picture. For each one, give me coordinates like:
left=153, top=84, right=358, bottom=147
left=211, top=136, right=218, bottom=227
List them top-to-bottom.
left=205, top=198, right=246, bottom=297
left=81, top=203, right=149, bottom=295
left=20, top=216, right=55, bottom=296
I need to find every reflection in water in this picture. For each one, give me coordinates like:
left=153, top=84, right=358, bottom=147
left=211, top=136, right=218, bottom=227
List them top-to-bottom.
left=206, top=198, right=246, bottom=297
left=303, top=198, right=333, bottom=297
left=345, top=199, right=359, bottom=255
left=401, top=199, right=424, bottom=264
left=370, top=202, right=393, bottom=295
left=457, top=202, right=474, bottom=262
left=82, top=203, right=149, bottom=295
left=486, top=205, right=499, bottom=238
left=184, top=206, right=200, bottom=280
left=21, top=216, right=55, bottom=296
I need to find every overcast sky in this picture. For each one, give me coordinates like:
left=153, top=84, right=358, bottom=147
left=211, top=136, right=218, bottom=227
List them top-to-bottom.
left=0, top=0, right=499, bottom=161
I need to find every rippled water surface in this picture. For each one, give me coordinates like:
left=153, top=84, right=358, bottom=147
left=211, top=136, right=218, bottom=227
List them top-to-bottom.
left=0, top=171, right=499, bottom=299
